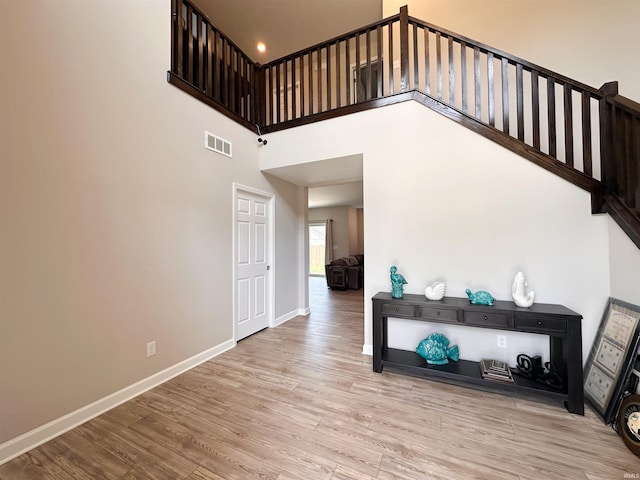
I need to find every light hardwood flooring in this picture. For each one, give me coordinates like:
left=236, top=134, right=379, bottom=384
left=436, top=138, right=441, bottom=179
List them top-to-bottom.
left=2, top=277, right=639, bottom=479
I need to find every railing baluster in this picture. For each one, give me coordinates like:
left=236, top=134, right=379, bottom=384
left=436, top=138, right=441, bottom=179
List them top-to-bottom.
left=172, top=0, right=183, bottom=77
left=186, top=5, right=193, bottom=84
left=399, top=6, right=409, bottom=91
left=197, top=18, right=203, bottom=89
left=388, top=21, right=394, bottom=95
left=413, top=23, right=419, bottom=90
left=206, top=24, right=213, bottom=95
left=377, top=25, right=383, bottom=97
left=424, top=28, right=431, bottom=95
left=366, top=30, right=372, bottom=100
left=213, top=31, right=220, bottom=101
left=436, top=32, right=442, bottom=101
left=355, top=33, right=361, bottom=102
left=448, top=36, right=454, bottom=105
left=345, top=37, right=351, bottom=104
left=336, top=40, right=341, bottom=108
left=461, top=41, right=467, bottom=113
left=326, top=45, right=332, bottom=110
left=316, top=47, right=322, bottom=111
left=473, top=47, right=480, bottom=119
left=230, top=50, right=236, bottom=112
left=308, top=52, right=314, bottom=115
left=487, top=52, right=494, bottom=127
left=299, top=56, right=305, bottom=117
left=501, top=57, right=509, bottom=134
left=292, top=58, right=297, bottom=119
left=283, top=60, right=289, bottom=122
left=275, top=62, right=281, bottom=123
left=516, top=63, right=524, bottom=141
left=531, top=70, right=540, bottom=149
left=547, top=77, right=557, bottom=158
left=564, top=84, right=574, bottom=167
left=581, top=91, right=592, bottom=176
left=633, top=116, right=639, bottom=209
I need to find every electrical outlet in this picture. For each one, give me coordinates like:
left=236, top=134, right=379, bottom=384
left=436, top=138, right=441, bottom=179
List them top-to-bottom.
left=496, top=335, right=507, bottom=349
left=147, top=341, right=157, bottom=357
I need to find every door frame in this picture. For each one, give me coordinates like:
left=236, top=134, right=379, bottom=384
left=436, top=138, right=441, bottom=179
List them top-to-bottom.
left=232, top=183, right=275, bottom=343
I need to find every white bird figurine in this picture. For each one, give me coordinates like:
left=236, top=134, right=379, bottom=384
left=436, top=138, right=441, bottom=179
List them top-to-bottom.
left=512, top=271, right=535, bottom=307
left=425, top=281, right=446, bottom=301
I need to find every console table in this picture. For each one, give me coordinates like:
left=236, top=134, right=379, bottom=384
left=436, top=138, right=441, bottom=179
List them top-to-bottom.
left=372, top=292, right=584, bottom=414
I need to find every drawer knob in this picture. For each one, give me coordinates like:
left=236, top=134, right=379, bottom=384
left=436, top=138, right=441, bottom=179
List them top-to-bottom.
left=395, top=307, right=399, bottom=312
left=437, top=311, right=440, bottom=316
left=484, top=315, right=488, bottom=320
left=537, top=321, right=543, bottom=325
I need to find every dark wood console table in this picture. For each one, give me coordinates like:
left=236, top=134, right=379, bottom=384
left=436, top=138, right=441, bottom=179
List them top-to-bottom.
left=372, top=292, right=584, bottom=414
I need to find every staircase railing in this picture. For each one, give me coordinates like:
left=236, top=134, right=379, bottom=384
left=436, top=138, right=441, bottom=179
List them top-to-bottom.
left=168, top=0, right=261, bottom=130
left=167, top=2, right=640, bottom=247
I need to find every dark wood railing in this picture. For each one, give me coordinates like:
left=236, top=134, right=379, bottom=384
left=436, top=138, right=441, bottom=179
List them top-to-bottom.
left=168, top=0, right=261, bottom=130
left=168, top=3, right=640, bottom=247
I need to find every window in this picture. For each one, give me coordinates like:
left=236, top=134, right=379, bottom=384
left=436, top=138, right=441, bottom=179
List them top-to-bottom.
left=309, top=223, right=326, bottom=275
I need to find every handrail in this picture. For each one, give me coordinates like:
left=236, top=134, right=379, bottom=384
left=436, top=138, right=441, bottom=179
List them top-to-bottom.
left=167, top=3, right=640, bottom=246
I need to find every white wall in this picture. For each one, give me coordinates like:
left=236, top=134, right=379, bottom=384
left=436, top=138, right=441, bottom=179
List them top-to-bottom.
left=0, top=0, right=301, bottom=450
left=383, top=0, right=640, bottom=102
left=261, top=102, right=610, bottom=364
left=609, top=219, right=640, bottom=307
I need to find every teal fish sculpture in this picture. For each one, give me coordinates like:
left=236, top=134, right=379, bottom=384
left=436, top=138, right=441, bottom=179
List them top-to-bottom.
left=465, top=288, right=495, bottom=306
left=416, top=333, right=459, bottom=365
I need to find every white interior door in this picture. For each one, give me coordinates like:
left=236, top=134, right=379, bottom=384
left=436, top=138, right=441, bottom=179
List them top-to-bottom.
left=235, top=188, right=271, bottom=341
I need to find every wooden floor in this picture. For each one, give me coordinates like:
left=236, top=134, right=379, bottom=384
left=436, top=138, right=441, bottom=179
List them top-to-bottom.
left=2, top=276, right=639, bottom=479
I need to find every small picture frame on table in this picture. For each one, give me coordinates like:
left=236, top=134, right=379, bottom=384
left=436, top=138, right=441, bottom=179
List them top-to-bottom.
left=584, top=298, right=640, bottom=425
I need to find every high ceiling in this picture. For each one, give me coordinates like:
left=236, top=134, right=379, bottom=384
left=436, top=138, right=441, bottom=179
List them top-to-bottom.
left=192, top=0, right=383, bottom=63
left=192, top=0, right=376, bottom=208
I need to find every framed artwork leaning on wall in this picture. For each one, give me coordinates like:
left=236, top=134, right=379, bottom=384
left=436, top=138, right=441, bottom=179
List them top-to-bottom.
left=584, top=297, right=640, bottom=425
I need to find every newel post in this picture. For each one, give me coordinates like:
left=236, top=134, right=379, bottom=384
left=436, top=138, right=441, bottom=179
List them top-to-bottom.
left=399, top=5, right=409, bottom=92
left=599, top=81, right=619, bottom=197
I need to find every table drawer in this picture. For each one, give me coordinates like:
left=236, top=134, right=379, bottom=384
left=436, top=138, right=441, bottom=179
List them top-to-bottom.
left=382, top=304, right=416, bottom=317
left=421, top=306, right=458, bottom=322
left=464, top=311, right=509, bottom=328
left=515, top=316, right=566, bottom=334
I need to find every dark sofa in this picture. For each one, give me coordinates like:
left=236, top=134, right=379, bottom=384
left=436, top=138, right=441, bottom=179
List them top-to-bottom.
left=325, top=254, right=364, bottom=290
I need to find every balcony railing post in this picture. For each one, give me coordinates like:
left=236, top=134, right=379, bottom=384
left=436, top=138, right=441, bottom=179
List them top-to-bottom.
left=399, top=6, right=409, bottom=92
left=599, top=81, right=619, bottom=193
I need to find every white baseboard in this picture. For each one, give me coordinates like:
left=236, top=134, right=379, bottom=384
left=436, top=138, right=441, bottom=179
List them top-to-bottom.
left=271, top=307, right=309, bottom=328
left=0, top=338, right=235, bottom=466
left=362, top=344, right=373, bottom=356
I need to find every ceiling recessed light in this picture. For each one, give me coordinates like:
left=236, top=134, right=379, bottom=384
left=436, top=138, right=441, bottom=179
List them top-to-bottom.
left=257, top=42, right=266, bottom=53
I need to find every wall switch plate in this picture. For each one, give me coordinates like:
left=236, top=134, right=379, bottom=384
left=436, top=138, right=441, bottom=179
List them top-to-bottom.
left=496, top=335, right=507, bottom=349
left=147, top=341, right=157, bottom=357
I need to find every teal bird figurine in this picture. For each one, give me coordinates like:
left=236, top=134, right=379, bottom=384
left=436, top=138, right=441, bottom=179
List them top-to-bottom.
left=390, top=266, right=407, bottom=299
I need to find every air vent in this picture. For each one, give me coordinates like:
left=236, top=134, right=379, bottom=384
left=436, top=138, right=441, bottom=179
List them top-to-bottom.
left=204, top=131, right=232, bottom=158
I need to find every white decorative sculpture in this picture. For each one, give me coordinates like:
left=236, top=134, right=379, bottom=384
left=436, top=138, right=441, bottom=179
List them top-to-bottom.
left=512, top=271, right=535, bottom=308
left=425, top=281, right=446, bottom=301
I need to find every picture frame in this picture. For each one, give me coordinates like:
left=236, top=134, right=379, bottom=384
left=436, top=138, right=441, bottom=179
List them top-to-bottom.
left=584, top=298, right=640, bottom=425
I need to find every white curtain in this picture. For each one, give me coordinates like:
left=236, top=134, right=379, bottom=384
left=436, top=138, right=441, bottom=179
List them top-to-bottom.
left=324, top=219, right=334, bottom=264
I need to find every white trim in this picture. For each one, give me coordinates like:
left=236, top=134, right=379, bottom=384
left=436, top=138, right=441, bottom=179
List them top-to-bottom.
left=232, top=183, right=275, bottom=342
left=271, top=307, right=311, bottom=328
left=0, top=339, right=234, bottom=466
left=362, top=344, right=373, bottom=356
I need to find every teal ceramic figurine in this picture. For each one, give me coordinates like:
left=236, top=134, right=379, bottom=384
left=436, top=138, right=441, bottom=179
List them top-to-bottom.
left=390, top=266, right=407, bottom=298
left=465, top=288, right=495, bottom=305
left=416, top=333, right=459, bottom=365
